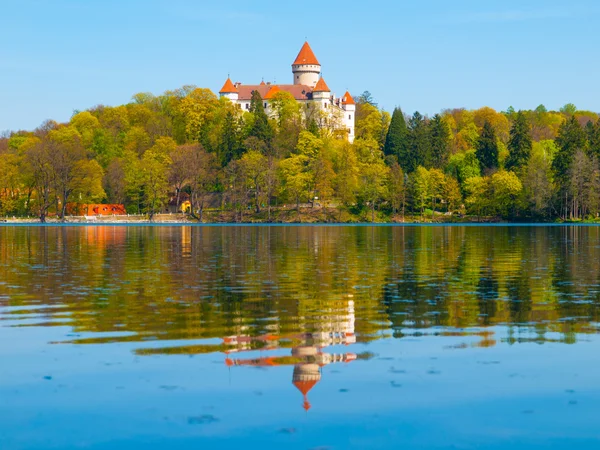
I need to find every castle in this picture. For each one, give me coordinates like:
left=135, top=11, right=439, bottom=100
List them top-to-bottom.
left=219, top=42, right=355, bottom=143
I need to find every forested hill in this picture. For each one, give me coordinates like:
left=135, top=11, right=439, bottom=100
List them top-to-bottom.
left=0, top=86, right=598, bottom=222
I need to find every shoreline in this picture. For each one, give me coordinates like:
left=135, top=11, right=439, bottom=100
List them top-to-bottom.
left=1, top=219, right=599, bottom=227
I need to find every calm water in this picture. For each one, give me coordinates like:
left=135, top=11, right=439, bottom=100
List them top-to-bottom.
left=1, top=225, right=600, bottom=449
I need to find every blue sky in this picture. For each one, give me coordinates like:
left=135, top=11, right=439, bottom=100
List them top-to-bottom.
left=1, top=0, right=598, bottom=132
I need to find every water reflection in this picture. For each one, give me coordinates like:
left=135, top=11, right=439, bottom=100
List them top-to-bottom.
left=2, top=225, right=600, bottom=408
left=2, top=226, right=600, bottom=341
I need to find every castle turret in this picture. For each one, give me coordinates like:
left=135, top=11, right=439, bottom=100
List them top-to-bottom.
left=292, top=42, right=321, bottom=87
left=219, top=77, right=238, bottom=102
left=312, top=77, right=331, bottom=101
left=341, top=91, right=355, bottom=143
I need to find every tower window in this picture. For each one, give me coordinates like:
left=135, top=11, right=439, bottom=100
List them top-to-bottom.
left=349, top=114, right=352, bottom=120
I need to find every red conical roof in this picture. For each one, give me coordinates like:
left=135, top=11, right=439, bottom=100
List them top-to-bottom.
left=293, top=42, right=320, bottom=66
left=313, top=77, right=330, bottom=92
left=219, top=78, right=238, bottom=94
left=264, top=85, right=281, bottom=99
left=342, top=91, right=355, bottom=105
left=293, top=379, right=318, bottom=396
left=293, top=379, right=318, bottom=411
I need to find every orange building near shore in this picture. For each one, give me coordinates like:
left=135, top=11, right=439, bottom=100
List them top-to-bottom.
left=66, top=203, right=127, bottom=216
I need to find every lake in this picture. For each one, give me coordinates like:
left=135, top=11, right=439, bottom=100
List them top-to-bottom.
left=1, top=225, right=600, bottom=449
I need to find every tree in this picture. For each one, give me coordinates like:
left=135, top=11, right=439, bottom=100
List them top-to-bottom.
left=178, top=88, right=219, bottom=143
left=248, top=90, right=273, bottom=145
left=560, top=103, right=577, bottom=116
left=384, top=108, right=409, bottom=164
left=217, top=111, right=243, bottom=165
left=505, top=111, right=532, bottom=172
left=408, top=112, right=431, bottom=171
left=429, top=114, right=450, bottom=169
left=553, top=116, right=588, bottom=218
left=587, top=120, right=600, bottom=160
left=476, top=121, right=499, bottom=174
left=47, top=127, right=89, bottom=220
left=26, top=138, right=55, bottom=222
left=333, top=141, right=359, bottom=211
left=168, top=144, right=199, bottom=210
left=188, top=146, right=217, bottom=222
left=140, top=149, right=171, bottom=220
left=239, top=150, right=268, bottom=213
left=446, top=150, right=481, bottom=188
left=522, top=151, right=553, bottom=218
left=104, top=158, right=126, bottom=204
left=359, top=158, right=389, bottom=222
left=387, top=159, right=406, bottom=218
left=410, top=166, right=431, bottom=219
left=489, top=170, right=522, bottom=218
left=443, top=176, right=462, bottom=213
left=463, top=176, right=488, bottom=219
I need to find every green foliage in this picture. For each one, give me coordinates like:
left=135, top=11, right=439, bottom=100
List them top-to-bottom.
left=1, top=82, right=599, bottom=222
left=248, top=90, right=273, bottom=145
left=384, top=108, right=409, bottom=164
left=506, top=111, right=532, bottom=171
left=552, top=116, right=587, bottom=184
left=476, top=121, right=499, bottom=173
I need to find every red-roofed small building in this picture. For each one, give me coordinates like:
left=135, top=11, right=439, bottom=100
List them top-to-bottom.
left=218, top=42, right=355, bottom=142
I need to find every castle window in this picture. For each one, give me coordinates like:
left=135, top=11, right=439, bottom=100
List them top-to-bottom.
left=264, top=102, right=267, bottom=108
left=245, top=103, right=250, bottom=110
left=324, top=103, right=327, bottom=109
left=349, top=114, right=352, bottom=120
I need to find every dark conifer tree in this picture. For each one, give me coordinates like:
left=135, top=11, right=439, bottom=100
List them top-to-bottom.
left=248, top=90, right=273, bottom=146
left=384, top=107, right=409, bottom=164
left=218, top=111, right=242, bottom=166
left=506, top=111, right=532, bottom=171
left=407, top=112, right=431, bottom=172
left=428, top=114, right=450, bottom=169
left=552, top=115, right=587, bottom=183
left=307, top=117, right=319, bottom=137
left=586, top=120, right=600, bottom=160
left=476, top=121, right=499, bottom=174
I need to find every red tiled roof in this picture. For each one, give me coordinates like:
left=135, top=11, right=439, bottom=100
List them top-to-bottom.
left=292, top=41, right=320, bottom=66
left=313, top=77, right=330, bottom=92
left=219, top=78, right=238, bottom=94
left=236, top=84, right=314, bottom=101
left=341, top=91, right=355, bottom=105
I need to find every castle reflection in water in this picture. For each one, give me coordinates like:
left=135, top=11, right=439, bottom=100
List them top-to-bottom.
left=223, top=300, right=357, bottom=410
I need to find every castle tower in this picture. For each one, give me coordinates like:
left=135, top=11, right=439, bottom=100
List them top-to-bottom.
left=292, top=42, right=321, bottom=87
left=219, top=77, right=238, bottom=102
left=312, top=77, right=331, bottom=101
left=341, top=91, right=356, bottom=143
left=292, top=363, right=321, bottom=411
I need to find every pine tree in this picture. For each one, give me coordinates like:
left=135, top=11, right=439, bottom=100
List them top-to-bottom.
left=248, top=90, right=273, bottom=146
left=384, top=107, right=409, bottom=163
left=218, top=111, right=242, bottom=166
left=506, top=111, right=532, bottom=171
left=406, top=112, right=431, bottom=172
left=429, top=114, right=450, bottom=169
left=552, top=115, right=587, bottom=184
left=307, top=117, right=319, bottom=137
left=586, top=120, right=600, bottom=160
left=476, top=121, right=499, bottom=174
